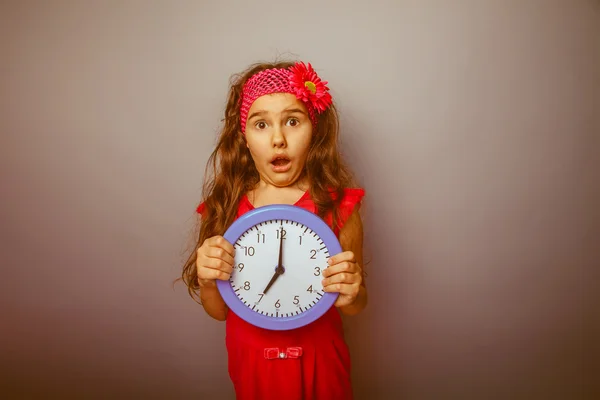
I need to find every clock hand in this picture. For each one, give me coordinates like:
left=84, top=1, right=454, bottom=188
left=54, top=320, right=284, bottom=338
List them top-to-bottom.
left=277, top=226, right=284, bottom=271
left=263, top=228, right=285, bottom=295
left=262, top=268, right=281, bottom=295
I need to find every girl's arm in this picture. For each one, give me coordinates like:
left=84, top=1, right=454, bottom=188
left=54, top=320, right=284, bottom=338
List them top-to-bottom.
left=336, top=208, right=368, bottom=316
left=196, top=234, right=234, bottom=321
left=199, top=283, right=229, bottom=321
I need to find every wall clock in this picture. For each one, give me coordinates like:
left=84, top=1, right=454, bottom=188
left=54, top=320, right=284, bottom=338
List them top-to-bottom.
left=216, top=204, right=341, bottom=330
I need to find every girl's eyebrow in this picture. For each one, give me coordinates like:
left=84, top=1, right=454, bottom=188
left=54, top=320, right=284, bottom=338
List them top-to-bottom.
left=248, top=108, right=306, bottom=120
left=283, top=108, right=307, bottom=115
left=247, top=110, right=267, bottom=120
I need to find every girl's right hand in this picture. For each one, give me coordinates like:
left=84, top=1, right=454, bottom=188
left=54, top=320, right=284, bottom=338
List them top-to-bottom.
left=196, top=236, right=235, bottom=288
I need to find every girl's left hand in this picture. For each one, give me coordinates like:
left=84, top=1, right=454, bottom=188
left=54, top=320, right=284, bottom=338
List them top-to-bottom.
left=322, top=251, right=363, bottom=307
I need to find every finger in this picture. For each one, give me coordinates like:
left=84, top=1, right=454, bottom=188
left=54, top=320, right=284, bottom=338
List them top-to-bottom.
left=205, top=236, right=235, bottom=257
left=205, top=245, right=235, bottom=266
left=327, top=251, right=355, bottom=266
left=198, top=254, right=234, bottom=274
left=322, top=261, right=359, bottom=278
left=198, top=265, right=230, bottom=281
left=322, top=271, right=361, bottom=287
left=198, top=278, right=216, bottom=288
left=323, top=282, right=360, bottom=296
left=334, top=294, right=358, bottom=308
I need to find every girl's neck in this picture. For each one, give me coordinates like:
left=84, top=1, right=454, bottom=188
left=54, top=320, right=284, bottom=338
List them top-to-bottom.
left=248, top=180, right=309, bottom=208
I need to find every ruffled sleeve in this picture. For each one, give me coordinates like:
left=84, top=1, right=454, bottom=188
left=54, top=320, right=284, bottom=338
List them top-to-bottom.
left=326, top=188, right=365, bottom=235
left=338, top=188, right=365, bottom=228
left=196, top=202, right=205, bottom=216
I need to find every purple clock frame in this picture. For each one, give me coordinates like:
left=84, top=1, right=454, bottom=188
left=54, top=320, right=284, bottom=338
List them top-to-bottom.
left=216, top=204, right=341, bottom=331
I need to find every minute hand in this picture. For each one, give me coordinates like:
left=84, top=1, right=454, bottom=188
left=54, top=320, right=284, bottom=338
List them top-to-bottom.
left=277, top=227, right=284, bottom=269
left=263, top=228, right=285, bottom=295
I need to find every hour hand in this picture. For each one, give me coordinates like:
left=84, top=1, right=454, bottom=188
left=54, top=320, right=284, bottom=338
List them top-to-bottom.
left=263, top=268, right=281, bottom=295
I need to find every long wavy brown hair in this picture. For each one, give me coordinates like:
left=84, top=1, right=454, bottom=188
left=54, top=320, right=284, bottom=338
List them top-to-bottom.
left=180, top=60, right=357, bottom=302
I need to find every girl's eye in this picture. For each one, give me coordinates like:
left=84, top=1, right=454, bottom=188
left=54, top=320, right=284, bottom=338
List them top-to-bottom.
left=287, top=118, right=299, bottom=127
left=255, top=121, right=267, bottom=129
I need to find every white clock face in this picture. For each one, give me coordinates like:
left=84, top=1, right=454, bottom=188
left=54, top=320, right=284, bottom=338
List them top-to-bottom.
left=230, top=219, right=330, bottom=318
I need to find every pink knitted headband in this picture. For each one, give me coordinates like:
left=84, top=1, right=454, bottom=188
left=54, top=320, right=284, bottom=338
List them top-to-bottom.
left=240, top=62, right=332, bottom=133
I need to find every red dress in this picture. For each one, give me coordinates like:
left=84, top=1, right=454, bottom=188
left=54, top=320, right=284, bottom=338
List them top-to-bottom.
left=198, top=188, right=365, bottom=400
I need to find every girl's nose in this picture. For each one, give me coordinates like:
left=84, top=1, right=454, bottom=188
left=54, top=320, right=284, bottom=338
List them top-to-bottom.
left=272, top=127, right=286, bottom=148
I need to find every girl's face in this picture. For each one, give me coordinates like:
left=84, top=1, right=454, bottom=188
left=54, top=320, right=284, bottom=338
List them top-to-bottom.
left=245, top=93, right=313, bottom=189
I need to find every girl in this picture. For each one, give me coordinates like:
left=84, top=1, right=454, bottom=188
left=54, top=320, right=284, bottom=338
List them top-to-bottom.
left=181, top=61, right=367, bottom=399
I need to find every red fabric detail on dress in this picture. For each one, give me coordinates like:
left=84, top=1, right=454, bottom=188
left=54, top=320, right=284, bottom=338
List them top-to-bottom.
left=286, top=346, right=303, bottom=358
left=264, top=347, right=303, bottom=360
left=264, top=347, right=280, bottom=359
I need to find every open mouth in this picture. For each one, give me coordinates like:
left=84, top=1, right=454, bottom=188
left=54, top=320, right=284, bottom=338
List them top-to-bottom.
left=270, top=155, right=291, bottom=172
left=271, top=156, right=290, bottom=167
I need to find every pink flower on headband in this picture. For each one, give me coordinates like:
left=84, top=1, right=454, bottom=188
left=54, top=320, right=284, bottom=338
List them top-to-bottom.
left=289, top=62, right=332, bottom=113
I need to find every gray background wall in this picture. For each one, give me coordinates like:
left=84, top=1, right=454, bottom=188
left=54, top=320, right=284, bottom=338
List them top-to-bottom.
left=1, top=1, right=597, bottom=399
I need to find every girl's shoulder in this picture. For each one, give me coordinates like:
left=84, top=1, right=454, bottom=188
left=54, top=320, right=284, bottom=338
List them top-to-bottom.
left=325, top=187, right=366, bottom=235
left=331, top=187, right=366, bottom=207
left=338, top=187, right=365, bottom=200
left=340, top=187, right=365, bottom=210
